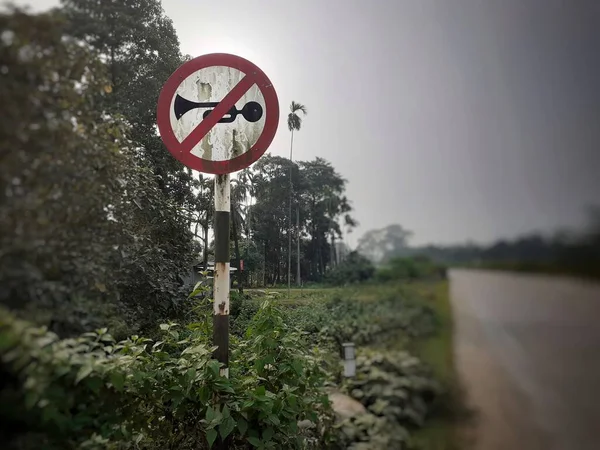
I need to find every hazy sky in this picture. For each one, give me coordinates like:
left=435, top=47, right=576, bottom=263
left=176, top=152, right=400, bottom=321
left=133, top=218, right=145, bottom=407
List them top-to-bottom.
left=17, top=0, right=600, bottom=246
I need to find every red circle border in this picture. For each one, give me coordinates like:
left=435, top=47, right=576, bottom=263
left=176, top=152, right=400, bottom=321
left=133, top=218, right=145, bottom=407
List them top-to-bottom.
left=156, top=53, right=279, bottom=175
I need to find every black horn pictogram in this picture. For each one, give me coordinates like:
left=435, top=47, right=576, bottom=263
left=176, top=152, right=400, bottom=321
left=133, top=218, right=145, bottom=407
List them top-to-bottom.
left=174, top=94, right=263, bottom=123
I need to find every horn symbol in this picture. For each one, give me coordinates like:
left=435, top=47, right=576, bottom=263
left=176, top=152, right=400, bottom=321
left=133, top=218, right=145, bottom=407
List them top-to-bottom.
left=173, top=94, right=263, bottom=123
left=174, top=94, right=210, bottom=120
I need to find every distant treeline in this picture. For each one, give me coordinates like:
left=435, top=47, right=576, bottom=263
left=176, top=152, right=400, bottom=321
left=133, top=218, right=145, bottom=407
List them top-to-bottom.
left=357, top=212, right=600, bottom=280
left=412, top=217, right=600, bottom=279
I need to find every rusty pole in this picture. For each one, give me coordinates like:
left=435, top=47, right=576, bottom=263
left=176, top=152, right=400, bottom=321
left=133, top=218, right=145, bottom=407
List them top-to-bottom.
left=213, top=173, right=230, bottom=379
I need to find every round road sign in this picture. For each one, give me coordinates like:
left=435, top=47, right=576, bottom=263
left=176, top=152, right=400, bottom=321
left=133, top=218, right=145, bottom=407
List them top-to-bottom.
left=156, top=53, right=279, bottom=174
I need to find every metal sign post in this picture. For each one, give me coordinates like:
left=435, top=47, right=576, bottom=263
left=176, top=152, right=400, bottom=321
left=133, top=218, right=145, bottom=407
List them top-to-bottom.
left=157, top=53, right=279, bottom=388
left=213, top=173, right=231, bottom=376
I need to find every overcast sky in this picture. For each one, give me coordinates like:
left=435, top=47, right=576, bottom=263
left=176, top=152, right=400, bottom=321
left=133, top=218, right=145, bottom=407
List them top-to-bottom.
left=17, top=0, right=600, bottom=246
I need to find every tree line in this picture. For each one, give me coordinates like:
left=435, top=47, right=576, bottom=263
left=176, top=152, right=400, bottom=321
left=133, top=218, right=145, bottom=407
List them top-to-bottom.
left=357, top=213, right=600, bottom=279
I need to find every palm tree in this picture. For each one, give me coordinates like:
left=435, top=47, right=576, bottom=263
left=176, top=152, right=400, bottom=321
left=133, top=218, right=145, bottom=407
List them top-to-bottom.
left=287, top=101, right=307, bottom=293
left=288, top=102, right=307, bottom=150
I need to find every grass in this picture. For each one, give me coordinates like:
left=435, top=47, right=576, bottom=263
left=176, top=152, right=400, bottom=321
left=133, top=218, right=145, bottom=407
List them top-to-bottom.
left=247, top=280, right=418, bottom=302
left=250, top=281, right=456, bottom=379
left=403, top=281, right=461, bottom=450
left=407, top=282, right=454, bottom=381
left=245, top=287, right=336, bottom=305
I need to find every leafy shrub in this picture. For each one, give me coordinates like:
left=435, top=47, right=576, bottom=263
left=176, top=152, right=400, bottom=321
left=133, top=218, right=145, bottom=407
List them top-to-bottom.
left=0, top=8, right=131, bottom=335
left=0, top=9, right=199, bottom=337
left=325, top=252, right=375, bottom=286
left=376, top=257, right=445, bottom=283
left=272, top=289, right=444, bottom=448
left=229, top=292, right=260, bottom=337
left=312, top=294, right=438, bottom=350
left=0, top=300, right=335, bottom=450
left=231, top=301, right=336, bottom=448
left=339, top=349, right=441, bottom=449
left=338, top=413, right=408, bottom=450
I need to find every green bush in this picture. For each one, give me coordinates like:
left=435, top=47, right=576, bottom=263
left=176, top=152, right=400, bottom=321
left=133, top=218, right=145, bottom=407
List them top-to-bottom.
left=0, top=9, right=199, bottom=338
left=325, top=252, right=375, bottom=286
left=376, top=257, right=445, bottom=283
left=229, top=292, right=267, bottom=338
left=309, top=294, right=438, bottom=349
left=0, top=299, right=335, bottom=450
left=339, top=349, right=441, bottom=449
left=339, top=413, right=408, bottom=450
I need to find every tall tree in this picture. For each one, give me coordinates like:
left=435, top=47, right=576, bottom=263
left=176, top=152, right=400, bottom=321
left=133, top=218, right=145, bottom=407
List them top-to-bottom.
left=56, top=0, right=200, bottom=329
left=59, top=0, right=189, bottom=193
left=0, top=8, right=199, bottom=335
left=0, top=8, right=125, bottom=332
left=287, top=101, right=307, bottom=289
left=245, top=155, right=354, bottom=285
left=250, top=156, right=297, bottom=286
left=299, top=158, right=354, bottom=278
left=238, top=168, right=259, bottom=285
left=238, top=168, right=258, bottom=244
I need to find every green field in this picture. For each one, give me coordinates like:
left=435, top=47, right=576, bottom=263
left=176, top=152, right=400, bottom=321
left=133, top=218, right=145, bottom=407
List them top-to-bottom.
left=251, top=280, right=461, bottom=450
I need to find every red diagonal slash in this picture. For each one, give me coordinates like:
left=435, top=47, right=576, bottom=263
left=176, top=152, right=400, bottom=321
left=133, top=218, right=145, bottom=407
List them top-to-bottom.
left=179, top=74, right=256, bottom=154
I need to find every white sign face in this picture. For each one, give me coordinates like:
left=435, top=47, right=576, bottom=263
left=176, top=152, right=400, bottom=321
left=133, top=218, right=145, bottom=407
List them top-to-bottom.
left=157, top=53, right=279, bottom=174
left=169, top=66, right=266, bottom=162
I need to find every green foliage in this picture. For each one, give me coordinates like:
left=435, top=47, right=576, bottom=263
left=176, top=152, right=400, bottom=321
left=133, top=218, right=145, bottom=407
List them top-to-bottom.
left=57, top=0, right=203, bottom=324
left=59, top=0, right=189, bottom=183
left=0, top=8, right=199, bottom=336
left=0, top=8, right=128, bottom=334
left=242, top=155, right=356, bottom=286
left=325, top=252, right=375, bottom=286
left=376, top=257, right=446, bottom=283
left=406, top=282, right=461, bottom=450
left=264, top=285, right=445, bottom=449
left=229, top=292, right=260, bottom=337
left=303, top=294, right=438, bottom=349
left=0, top=299, right=335, bottom=449
left=232, top=301, right=336, bottom=448
left=339, top=350, right=441, bottom=449
left=346, top=350, right=440, bottom=426
left=339, top=412, right=408, bottom=450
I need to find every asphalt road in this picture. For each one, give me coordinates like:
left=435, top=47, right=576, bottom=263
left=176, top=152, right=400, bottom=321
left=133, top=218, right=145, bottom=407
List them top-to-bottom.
left=449, top=269, right=600, bottom=450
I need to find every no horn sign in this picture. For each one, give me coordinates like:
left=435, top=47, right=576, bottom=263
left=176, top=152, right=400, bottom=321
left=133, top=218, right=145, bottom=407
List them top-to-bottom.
left=156, top=53, right=279, bottom=174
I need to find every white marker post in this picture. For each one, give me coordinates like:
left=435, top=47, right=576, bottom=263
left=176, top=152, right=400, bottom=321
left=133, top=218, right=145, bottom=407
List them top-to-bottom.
left=342, top=342, right=356, bottom=378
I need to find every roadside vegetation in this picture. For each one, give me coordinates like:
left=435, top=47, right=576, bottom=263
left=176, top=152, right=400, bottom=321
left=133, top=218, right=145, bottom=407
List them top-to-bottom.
left=232, top=255, right=461, bottom=450
left=1, top=258, right=459, bottom=449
